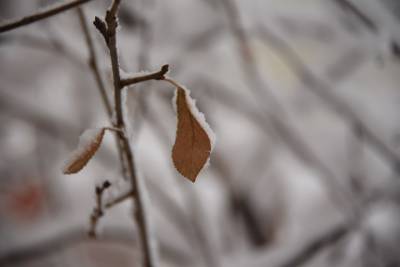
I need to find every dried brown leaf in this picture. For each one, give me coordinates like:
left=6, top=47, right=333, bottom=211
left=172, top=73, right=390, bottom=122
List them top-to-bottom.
left=172, top=86, right=212, bottom=182
left=63, top=128, right=106, bottom=174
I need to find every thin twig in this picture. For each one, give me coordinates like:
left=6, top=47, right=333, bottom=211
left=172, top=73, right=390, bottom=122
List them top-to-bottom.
left=0, top=0, right=93, bottom=33
left=93, top=1, right=159, bottom=266
left=77, top=6, right=129, bottom=181
left=120, top=64, right=169, bottom=87
left=88, top=180, right=111, bottom=238
left=104, top=189, right=132, bottom=208
left=277, top=224, right=350, bottom=267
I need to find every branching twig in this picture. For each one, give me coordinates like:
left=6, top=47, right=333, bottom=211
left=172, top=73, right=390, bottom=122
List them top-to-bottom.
left=0, top=0, right=93, bottom=33
left=93, top=1, right=162, bottom=266
left=77, top=7, right=129, bottom=181
left=88, top=180, right=111, bottom=238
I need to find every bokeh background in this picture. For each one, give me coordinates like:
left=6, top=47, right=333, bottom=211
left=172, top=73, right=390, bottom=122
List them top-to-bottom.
left=1, top=0, right=400, bottom=266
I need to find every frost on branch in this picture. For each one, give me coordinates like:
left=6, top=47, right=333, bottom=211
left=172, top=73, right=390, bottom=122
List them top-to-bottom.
left=171, top=84, right=215, bottom=182
left=62, top=128, right=106, bottom=174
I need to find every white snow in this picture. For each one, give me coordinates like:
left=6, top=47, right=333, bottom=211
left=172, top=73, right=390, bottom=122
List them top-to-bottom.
left=62, top=128, right=105, bottom=173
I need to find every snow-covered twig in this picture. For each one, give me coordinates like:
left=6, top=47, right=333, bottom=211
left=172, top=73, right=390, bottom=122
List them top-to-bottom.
left=93, top=1, right=163, bottom=266
left=77, top=7, right=129, bottom=180
left=120, top=65, right=169, bottom=87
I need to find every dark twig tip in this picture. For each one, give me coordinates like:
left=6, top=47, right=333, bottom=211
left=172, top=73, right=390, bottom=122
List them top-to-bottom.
left=93, top=16, right=107, bottom=41
left=159, top=64, right=169, bottom=78
left=161, top=64, right=169, bottom=73
left=103, top=180, right=111, bottom=188
left=95, top=186, right=102, bottom=195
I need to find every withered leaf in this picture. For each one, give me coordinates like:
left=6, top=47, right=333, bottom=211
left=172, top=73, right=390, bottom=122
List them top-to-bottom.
left=172, top=86, right=213, bottom=182
left=63, top=128, right=106, bottom=174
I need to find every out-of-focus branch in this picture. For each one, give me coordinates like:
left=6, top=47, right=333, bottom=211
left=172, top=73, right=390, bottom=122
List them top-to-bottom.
left=0, top=0, right=93, bottom=33
left=219, top=0, right=353, bottom=213
left=331, top=0, right=400, bottom=57
left=332, top=0, right=377, bottom=32
left=77, top=7, right=112, bottom=117
left=168, top=24, right=223, bottom=75
left=255, top=25, right=400, bottom=175
left=0, top=34, right=87, bottom=68
left=0, top=91, right=76, bottom=145
left=276, top=224, right=350, bottom=267
left=0, top=225, right=192, bottom=266
left=0, top=227, right=133, bottom=266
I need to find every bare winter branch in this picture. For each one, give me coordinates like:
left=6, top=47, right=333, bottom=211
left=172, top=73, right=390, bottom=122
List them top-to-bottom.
left=120, top=64, right=169, bottom=87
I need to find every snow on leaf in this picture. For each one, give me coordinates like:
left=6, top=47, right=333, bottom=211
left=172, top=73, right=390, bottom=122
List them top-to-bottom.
left=172, top=85, right=214, bottom=182
left=62, top=128, right=106, bottom=174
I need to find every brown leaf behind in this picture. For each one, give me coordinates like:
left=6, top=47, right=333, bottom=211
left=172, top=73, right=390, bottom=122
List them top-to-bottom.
left=172, top=87, right=211, bottom=182
left=63, top=128, right=106, bottom=174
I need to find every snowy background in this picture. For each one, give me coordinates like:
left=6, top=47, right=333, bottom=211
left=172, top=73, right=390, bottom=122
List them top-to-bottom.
left=1, top=0, right=400, bottom=266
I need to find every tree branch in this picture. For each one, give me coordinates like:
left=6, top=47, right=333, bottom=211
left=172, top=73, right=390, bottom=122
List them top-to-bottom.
left=0, top=0, right=93, bottom=33
left=331, top=0, right=400, bottom=58
left=332, top=0, right=377, bottom=32
left=93, top=1, right=160, bottom=266
left=77, top=7, right=128, bottom=180
left=120, top=64, right=169, bottom=87
left=88, top=180, right=111, bottom=238
left=104, top=189, right=132, bottom=209
left=277, top=224, right=350, bottom=267
left=0, top=225, right=192, bottom=267
left=0, top=227, right=135, bottom=266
